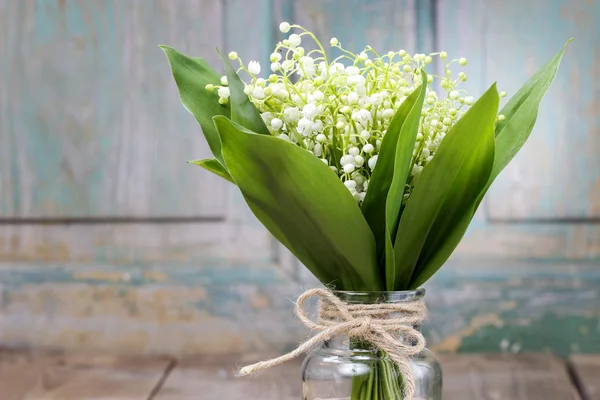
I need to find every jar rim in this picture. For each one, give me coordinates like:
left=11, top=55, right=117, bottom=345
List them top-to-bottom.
left=332, top=288, right=425, bottom=303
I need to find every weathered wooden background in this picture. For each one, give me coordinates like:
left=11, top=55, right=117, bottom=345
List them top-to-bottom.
left=0, top=0, right=599, bottom=356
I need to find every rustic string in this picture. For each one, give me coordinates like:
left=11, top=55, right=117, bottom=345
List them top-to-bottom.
left=237, top=288, right=427, bottom=399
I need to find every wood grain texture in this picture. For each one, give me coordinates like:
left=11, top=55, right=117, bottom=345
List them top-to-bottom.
left=0, top=0, right=226, bottom=218
left=291, top=0, right=417, bottom=55
left=479, top=0, right=600, bottom=220
left=0, top=221, right=272, bottom=263
left=456, top=222, right=600, bottom=260
left=0, top=260, right=597, bottom=357
left=0, top=262, right=304, bottom=356
left=0, top=349, right=171, bottom=400
left=156, top=354, right=587, bottom=399
left=440, top=354, right=581, bottom=400
left=570, top=354, right=600, bottom=400
left=155, top=355, right=300, bottom=400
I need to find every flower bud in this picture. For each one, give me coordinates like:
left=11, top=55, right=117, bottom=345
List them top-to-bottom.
left=279, top=22, right=291, bottom=33
left=289, top=34, right=301, bottom=48
left=248, top=61, right=261, bottom=75
left=218, top=87, right=230, bottom=98
left=271, top=118, right=283, bottom=130
left=363, top=144, right=375, bottom=153
left=348, top=147, right=360, bottom=156
left=340, top=155, right=355, bottom=166
left=368, top=155, right=378, bottom=170
left=343, top=164, right=355, bottom=174
left=344, top=180, right=357, bottom=191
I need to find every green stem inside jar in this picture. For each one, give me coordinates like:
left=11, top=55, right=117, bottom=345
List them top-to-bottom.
left=350, top=340, right=406, bottom=399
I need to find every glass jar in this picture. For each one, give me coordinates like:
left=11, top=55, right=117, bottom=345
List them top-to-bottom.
left=301, top=289, right=442, bottom=400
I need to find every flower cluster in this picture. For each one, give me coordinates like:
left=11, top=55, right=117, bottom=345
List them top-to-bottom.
left=207, top=23, right=506, bottom=203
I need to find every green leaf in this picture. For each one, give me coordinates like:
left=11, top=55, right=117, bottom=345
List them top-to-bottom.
left=478, top=40, right=572, bottom=205
left=409, top=41, right=571, bottom=289
left=160, top=46, right=229, bottom=165
left=219, top=51, right=270, bottom=135
left=361, top=72, right=427, bottom=289
left=383, top=72, right=427, bottom=289
left=394, top=83, right=500, bottom=290
left=213, top=115, right=383, bottom=291
left=189, top=159, right=234, bottom=184
left=409, top=210, right=471, bottom=289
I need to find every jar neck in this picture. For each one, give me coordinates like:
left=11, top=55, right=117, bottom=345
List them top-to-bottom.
left=323, top=289, right=425, bottom=352
left=333, top=289, right=425, bottom=304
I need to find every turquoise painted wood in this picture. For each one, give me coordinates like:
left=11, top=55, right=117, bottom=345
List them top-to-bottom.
left=0, top=0, right=227, bottom=218
left=1, top=0, right=600, bottom=357
left=290, top=0, right=418, bottom=56
left=435, top=0, right=600, bottom=262
left=436, top=0, right=600, bottom=221
left=0, top=260, right=597, bottom=356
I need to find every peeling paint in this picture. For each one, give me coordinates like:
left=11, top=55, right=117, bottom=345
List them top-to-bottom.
left=72, top=271, right=131, bottom=282
left=142, top=271, right=169, bottom=282
left=431, top=314, right=505, bottom=353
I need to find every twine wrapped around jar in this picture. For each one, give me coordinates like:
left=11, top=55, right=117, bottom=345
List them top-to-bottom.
left=238, top=288, right=427, bottom=399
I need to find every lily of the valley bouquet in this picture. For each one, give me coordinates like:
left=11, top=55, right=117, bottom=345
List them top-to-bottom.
left=162, top=22, right=569, bottom=400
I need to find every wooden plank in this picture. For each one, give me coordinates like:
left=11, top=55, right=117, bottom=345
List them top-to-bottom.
left=0, top=0, right=227, bottom=218
left=224, top=0, right=274, bottom=68
left=292, top=0, right=417, bottom=55
left=480, top=0, right=600, bottom=220
left=7, top=218, right=600, bottom=263
left=0, top=221, right=272, bottom=263
left=0, top=260, right=598, bottom=356
left=0, top=262, right=303, bottom=356
left=0, top=349, right=171, bottom=400
left=440, top=354, right=580, bottom=400
left=155, top=355, right=300, bottom=400
left=570, top=355, right=600, bottom=400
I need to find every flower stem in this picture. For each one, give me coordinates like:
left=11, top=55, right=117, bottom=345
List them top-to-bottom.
left=350, top=347, right=406, bottom=400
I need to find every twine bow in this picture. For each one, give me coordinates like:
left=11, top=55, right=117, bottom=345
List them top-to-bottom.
left=238, top=288, right=427, bottom=399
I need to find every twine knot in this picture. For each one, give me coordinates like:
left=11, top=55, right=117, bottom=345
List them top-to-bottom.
left=238, top=288, right=427, bottom=399
left=349, top=316, right=373, bottom=338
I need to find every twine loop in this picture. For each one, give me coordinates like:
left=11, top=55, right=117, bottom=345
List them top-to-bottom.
left=238, top=288, right=427, bottom=399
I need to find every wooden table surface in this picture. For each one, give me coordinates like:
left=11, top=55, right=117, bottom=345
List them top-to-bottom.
left=1, top=349, right=597, bottom=399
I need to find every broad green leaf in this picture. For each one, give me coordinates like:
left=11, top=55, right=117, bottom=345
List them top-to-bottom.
left=480, top=40, right=572, bottom=204
left=411, top=41, right=571, bottom=289
left=160, top=46, right=229, bottom=164
left=219, top=51, right=270, bottom=135
left=383, top=72, right=426, bottom=290
left=361, top=73, right=427, bottom=288
left=393, top=84, right=499, bottom=290
left=214, top=115, right=383, bottom=291
left=189, top=159, right=234, bottom=184
left=409, top=210, right=471, bottom=289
